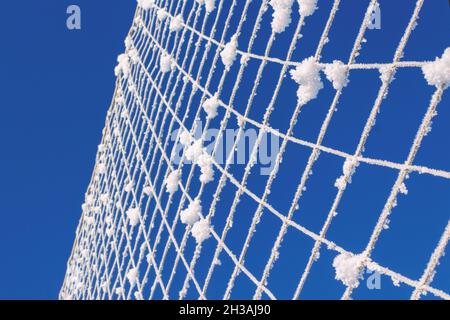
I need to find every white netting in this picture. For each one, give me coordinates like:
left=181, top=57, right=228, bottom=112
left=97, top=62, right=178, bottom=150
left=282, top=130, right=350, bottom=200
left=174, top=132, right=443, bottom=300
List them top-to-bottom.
left=60, top=0, right=450, bottom=300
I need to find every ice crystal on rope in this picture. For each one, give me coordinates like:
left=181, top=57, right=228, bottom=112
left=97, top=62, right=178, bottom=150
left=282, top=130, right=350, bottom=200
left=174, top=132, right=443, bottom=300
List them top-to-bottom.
left=136, top=0, right=154, bottom=11
left=196, top=0, right=216, bottom=13
left=269, top=0, right=294, bottom=34
left=297, top=0, right=318, bottom=17
left=156, top=8, right=167, bottom=21
left=170, top=14, right=184, bottom=32
left=220, top=34, right=238, bottom=70
left=422, top=48, right=450, bottom=88
left=160, top=53, right=173, bottom=73
left=114, top=54, right=130, bottom=78
left=290, top=57, right=323, bottom=105
left=324, top=60, right=349, bottom=91
left=202, top=96, right=219, bottom=119
left=185, top=139, right=214, bottom=184
left=335, top=158, right=359, bottom=191
left=165, top=170, right=180, bottom=194
left=180, top=199, right=202, bottom=225
left=126, top=207, right=141, bottom=227
left=191, top=219, right=212, bottom=244
left=333, top=253, right=365, bottom=288
left=127, top=267, right=139, bottom=286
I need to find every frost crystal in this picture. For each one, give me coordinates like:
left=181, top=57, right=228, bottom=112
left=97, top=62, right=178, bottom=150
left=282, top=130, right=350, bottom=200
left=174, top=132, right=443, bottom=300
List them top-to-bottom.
left=137, top=0, right=154, bottom=10
left=196, top=0, right=216, bottom=13
left=204, top=0, right=216, bottom=13
left=269, top=0, right=294, bottom=34
left=297, top=0, right=318, bottom=17
left=157, top=8, right=167, bottom=21
left=170, top=14, right=184, bottom=32
left=220, top=34, right=238, bottom=70
left=128, top=48, right=139, bottom=65
left=422, top=48, right=450, bottom=88
left=160, top=53, right=173, bottom=73
left=114, top=54, right=130, bottom=78
left=290, top=57, right=323, bottom=105
left=324, top=60, right=349, bottom=90
left=379, top=65, right=395, bottom=84
left=202, top=96, right=220, bottom=119
left=179, top=130, right=192, bottom=146
left=185, top=140, right=205, bottom=163
left=198, top=153, right=214, bottom=184
left=335, top=158, right=359, bottom=191
left=165, top=170, right=180, bottom=194
left=124, top=181, right=133, bottom=193
left=143, top=185, right=153, bottom=197
left=180, top=199, right=202, bottom=225
left=126, top=207, right=141, bottom=227
left=191, top=219, right=212, bottom=244
left=333, top=252, right=365, bottom=288
left=126, top=267, right=139, bottom=285
left=115, top=287, right=124, bottom=295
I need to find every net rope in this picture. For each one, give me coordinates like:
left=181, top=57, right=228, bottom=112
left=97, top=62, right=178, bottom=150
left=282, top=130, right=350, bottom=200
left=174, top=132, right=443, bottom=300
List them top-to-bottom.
left=60, top=0, right=450, bottom=300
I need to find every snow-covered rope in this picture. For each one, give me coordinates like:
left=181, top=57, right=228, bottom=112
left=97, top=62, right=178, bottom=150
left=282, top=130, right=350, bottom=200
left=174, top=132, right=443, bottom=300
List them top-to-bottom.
left=61, top=0, right=450, bottom=300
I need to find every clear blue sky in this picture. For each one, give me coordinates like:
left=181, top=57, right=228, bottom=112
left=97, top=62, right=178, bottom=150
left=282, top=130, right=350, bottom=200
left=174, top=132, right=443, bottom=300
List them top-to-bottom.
left=0, top=0, right=448, bottom=300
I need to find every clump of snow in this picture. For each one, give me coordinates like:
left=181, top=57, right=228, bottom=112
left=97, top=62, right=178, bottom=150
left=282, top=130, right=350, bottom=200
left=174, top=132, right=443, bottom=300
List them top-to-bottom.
left=137, top=0, right=154, bottom=10
left=196, top=0, right=216, bottom=13
left=204, top=0, right=216, bottom=13
left=269, top=0, right=294, bottom=34
left=297, top=0, right=318, bottom=17
left=157, top=8, right=167, bottom=21
left=170, top=14, right=184, bottom=32
left=220, top=34, right=238, bottom=70
left=124, top=36, right=132, bottom=51
left=128, top=48, right=139, bottom=65
left=422, top=48, right=450, bottom=88
left=114, top=53, right=130, bottom=78
left=160, top=53, right=173, bottom=73
left=240, top=54, right=250, bottom=66
left=290, top=57, right=323, bottom=105
left=324, top=60, right=349, bottom=90
left=379, top=65, right=395, bottom=84
left=202, top=96, right=220, bottom=119
left=121, top=108, right=129, bottom=120
left=179, top=129, right=192, bottom=146
left=185, top=139, right=215, bottom=184
left=185, top=140, right=205, bottom=163
left=98, top=143, right=106, bottom=153
left=197, top=153, right=214, bottom=184
left=334, top=158, right=359, bottom=191
left=97, top=162, right=107, bottom=175
left=165, top=170, right=180, bottom=194
left=124, top=181, right=134, bottom=193
left=399, top=182, right=408, bottom=195
left=143, top=185, right=153, bottom=197
left=100, top=193, right=109, bottom=204
left=180, top=199, right=202, bottom=225
left=126, top=207, right=141, bottom=227
left=85, top=216, right=95, bottom=225
left=191, top=219, right=212, bottom=243
left=106, top=226, right=114, bottom=237
left=333, top=252, right=365, bottom=288
left=126, top=267, right=139, bottom=285
left=115, top=287, right=124, bottom=295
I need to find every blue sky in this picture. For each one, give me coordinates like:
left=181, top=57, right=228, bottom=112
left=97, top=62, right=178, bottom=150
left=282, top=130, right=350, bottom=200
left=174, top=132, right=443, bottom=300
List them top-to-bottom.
left=0, top=1, right=448, bottom=300
left=0, top=1, right=134, bottom=299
